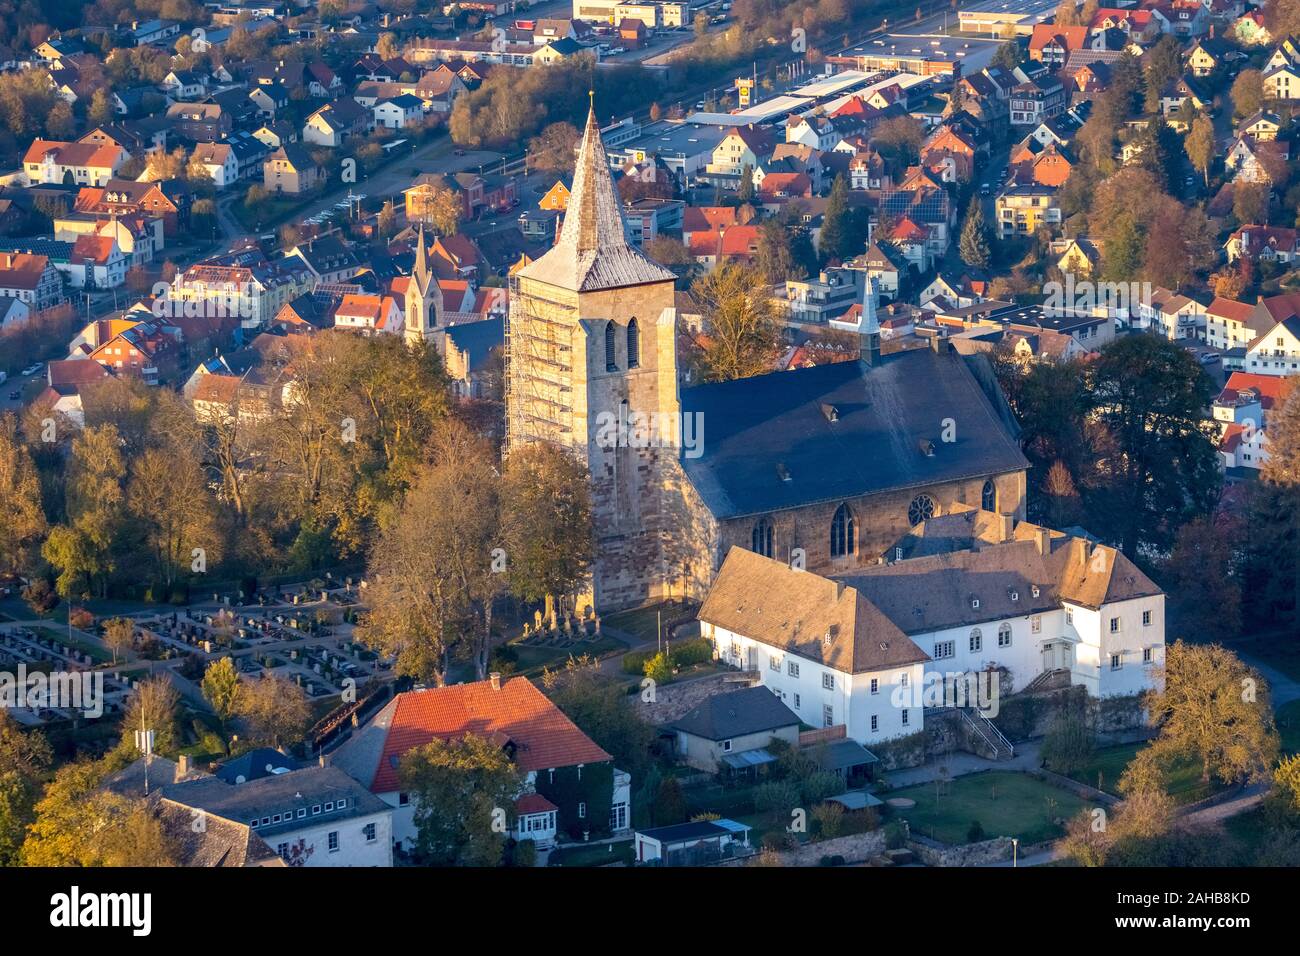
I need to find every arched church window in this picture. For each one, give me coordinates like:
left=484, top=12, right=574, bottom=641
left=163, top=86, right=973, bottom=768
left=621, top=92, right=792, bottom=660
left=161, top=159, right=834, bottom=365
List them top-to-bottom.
left=627, top=318, right=640, bottom=369
left=605, top=321, right=617, bottom=372
left=982, top=479, right=997, bottom=513
left=908, top=494, right=936, bottom=526
left=830, top=503, right=856, bottom=558
left=751, top=517, right=773, bottom=558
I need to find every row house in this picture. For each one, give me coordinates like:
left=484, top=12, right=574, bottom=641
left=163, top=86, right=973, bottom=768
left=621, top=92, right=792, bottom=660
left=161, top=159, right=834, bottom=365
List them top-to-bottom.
left=1009, top=75, right=1067, bottom=127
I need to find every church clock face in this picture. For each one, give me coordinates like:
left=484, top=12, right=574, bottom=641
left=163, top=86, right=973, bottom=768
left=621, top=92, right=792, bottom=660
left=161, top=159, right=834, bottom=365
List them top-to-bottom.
left=908, top=494, right=936, bottom=526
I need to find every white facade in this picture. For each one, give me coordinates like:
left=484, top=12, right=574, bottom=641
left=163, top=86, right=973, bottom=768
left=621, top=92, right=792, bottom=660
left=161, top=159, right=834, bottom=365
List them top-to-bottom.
left=1244, top=321, right=1300, bottom=375
left=704, top=581, right=1164, bottom=746
left=259, top=810, right=393, bottom=867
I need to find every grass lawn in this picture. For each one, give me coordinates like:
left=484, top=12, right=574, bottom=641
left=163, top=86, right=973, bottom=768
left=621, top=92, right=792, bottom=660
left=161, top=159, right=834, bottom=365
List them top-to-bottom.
left=604, top=603, right=679, bottom=644
left=31, top=625, right=111, bottom=664
left=505, top=632, right=628, bottom=677
left=1277, top=699, right=1300, bottom=756
left=1065, top=743, right=1231, bottom=805
left=887, top=771, right=1088, bottom=845
left=548, top=840, right=634, bottom=867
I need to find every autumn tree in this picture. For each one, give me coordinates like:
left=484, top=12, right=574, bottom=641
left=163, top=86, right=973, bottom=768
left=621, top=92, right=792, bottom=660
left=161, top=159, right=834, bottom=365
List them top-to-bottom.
left=1231, top=69, right=1265, bottom=119
left=1184, top=113, right=1215, bottom=187
left=528, top=121, right=581, bottom=174
left=688, top=262, right=782, bottom=381
left=0, top=415, right=47, bottom=578
left=500, top=442, right=594, bottom=625
left=101, top=617, right=135, bottom=665
left=1130, top=641, right=1279, bottom=787
left=201, top=656, right=242, bottom=745
left=236, top=673, right=311, bottom=749
left=119, top=676, right=181, bottom=757
left=0, top=712, right=51, bottom=865
left=399, top=734, right=521, bottom=866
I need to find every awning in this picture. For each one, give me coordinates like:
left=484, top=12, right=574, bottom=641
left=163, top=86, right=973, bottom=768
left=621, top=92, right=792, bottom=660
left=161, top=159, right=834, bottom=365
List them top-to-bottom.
left=812, top=739, right=879, bottom=772
left=719, top=748, right=776, bottom=770
left=827, top=791, right=885, bottom=810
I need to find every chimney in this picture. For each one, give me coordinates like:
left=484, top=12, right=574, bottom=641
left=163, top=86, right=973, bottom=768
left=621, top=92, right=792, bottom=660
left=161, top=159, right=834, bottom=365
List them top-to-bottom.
left=930, top=333, right=951, bottom=354
left=998, top=512, right=1014, bottom=542
left=1035, top=526, right=1050, bottom=556
left=1073, top=536, right=1090, bottom=568
left=489, top=671, right=502, bottom=690
left=318, top=753, right=332, bottom=767
left=177, top=754, right=191, bottom=777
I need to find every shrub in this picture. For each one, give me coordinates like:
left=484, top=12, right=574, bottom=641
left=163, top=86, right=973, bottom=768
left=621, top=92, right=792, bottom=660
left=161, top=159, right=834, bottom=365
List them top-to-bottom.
left=21, top=579, right=58, bottom=614
left=670, top=637, right=713, bottom=668
left=622, top=649, right=654, bottom=675
left=643, top=652, right=672, bottom=684
left=1041, top=703, right=1096, bottom=776
left=800, top=771, right=844, bottom=804
left=753, top=780, right=800, bottom=821
left=812, top=801, right=845, bottom=840
left=967, top=819, right=986, bottom=843
left=884, top=820, right=908, bottom=849
left=513, top=838, right=536, bottom=867
left=818, top=854, right=846, bottom=866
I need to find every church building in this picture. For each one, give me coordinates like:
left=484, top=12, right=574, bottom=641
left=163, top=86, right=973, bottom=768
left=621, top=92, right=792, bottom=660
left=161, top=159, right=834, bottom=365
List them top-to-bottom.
left=505, top=102, right=1030, bottom=612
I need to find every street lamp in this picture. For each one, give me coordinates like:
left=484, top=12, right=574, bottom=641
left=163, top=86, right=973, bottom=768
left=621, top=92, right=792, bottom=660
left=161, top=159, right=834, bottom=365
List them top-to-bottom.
left=1011, top=837, right=1019, bottom=867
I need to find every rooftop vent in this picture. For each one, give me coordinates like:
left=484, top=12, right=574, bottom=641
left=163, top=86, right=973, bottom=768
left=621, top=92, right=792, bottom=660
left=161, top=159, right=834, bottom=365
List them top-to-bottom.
left=820, top=402, right=839, bottom=422
left=918, top=438, right=935, bottom=457
left=776, top=462, right=792, bottom=482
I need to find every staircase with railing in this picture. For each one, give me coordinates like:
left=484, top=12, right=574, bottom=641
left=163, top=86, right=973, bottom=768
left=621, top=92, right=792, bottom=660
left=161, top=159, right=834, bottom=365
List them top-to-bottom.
left=958, top=707, right=1014, bottom=761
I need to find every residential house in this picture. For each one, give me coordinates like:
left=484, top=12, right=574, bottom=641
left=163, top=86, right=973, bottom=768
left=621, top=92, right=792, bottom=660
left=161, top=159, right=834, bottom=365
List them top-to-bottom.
left=374, top=93, right=425, bottom=129
left=302, top=99, right=371, bottom=147
left=22, top=140, right=125, bottom=187
left=190, top=142, right=239, bottom=189
left=264, top=144, right=324, bottom=195
left=995, top=183, right=1061, bottom=238
left=0, top=252, right=64, bottom=311
left=332, top=675, right=633, bottom=850
left=665, top=686, right=801, bottom=773
left=159, top=765, right=393, bottom=867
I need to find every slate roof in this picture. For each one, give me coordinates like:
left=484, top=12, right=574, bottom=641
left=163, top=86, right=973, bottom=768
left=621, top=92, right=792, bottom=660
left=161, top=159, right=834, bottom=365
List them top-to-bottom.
left=517, top=103, right=674, bottom=293
left=444, top=316, right=503, bottom=371
left=679, top=347, right=1029, bottom=520
left=699, top=547, right=930, bottom=675
left=666, top=686, right=799, bottom=741
left=160, top=765, right=389, bottom=839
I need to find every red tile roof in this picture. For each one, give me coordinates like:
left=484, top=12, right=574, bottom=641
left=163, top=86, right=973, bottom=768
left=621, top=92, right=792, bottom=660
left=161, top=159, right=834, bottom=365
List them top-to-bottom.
left=1219, top=372, right=1296, bottom=411
left=369, top=677, right=610, bottom=792
left=515, top=792, right=558, bottom=814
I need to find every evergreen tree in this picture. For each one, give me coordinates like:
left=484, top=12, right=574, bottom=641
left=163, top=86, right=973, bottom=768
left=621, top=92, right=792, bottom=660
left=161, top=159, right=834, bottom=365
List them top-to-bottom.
left=959, top=198, right=991, bottom=269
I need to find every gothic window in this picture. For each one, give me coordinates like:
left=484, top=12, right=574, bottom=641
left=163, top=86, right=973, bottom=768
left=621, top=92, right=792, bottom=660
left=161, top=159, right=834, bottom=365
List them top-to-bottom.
left=627, top=318, right=640, bottom=369
left=605, top=321, right=617, bottom=372
left=981, top=479, right=997, bottom=513
left=908, top=494, right=936, bottom=526
left=830, top=503, right=856, bottom=558
left=751, top=517, right=773, bottom=558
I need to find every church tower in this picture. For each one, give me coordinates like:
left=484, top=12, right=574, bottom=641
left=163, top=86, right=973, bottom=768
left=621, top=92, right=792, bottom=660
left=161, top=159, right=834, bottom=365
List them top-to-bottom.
left=506, top=97, right=684, bottom=612
left=404, top=223, right=443, bottom=347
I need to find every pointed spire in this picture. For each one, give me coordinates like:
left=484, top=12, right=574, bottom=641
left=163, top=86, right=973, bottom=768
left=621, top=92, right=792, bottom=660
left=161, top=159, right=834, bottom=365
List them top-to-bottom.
left=517, top=95, right=676, bottom=292
left=559, top=96, right=627, bottom=257
left=411, top=222, right=431, bottom=294
left=859, top=275, right=881, bottom=366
